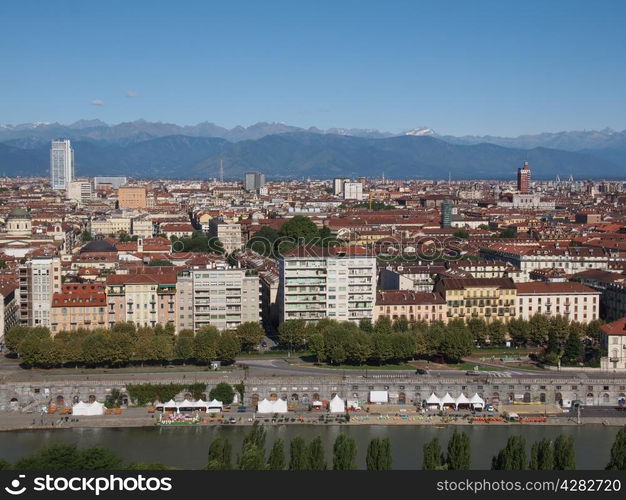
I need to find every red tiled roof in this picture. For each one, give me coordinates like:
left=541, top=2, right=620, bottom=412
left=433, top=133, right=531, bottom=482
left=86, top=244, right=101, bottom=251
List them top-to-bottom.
left=515, top=282, right=600, bottom=295
left=376, top=290, right=445, bottom=305
left=601, top=318, right=626, bottom=336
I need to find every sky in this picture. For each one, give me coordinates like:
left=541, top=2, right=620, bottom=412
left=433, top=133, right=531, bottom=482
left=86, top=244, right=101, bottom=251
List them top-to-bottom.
left=1, top=0, right=626, bottom=136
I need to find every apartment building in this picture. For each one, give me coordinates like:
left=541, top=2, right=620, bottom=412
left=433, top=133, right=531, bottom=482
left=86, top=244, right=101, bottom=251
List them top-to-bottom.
left=66, top=180, right=94, bottom=203
left=118, top=186, right=147, bottom=209
left=90, top=215, right=132, bottom=236
left=208, top=218, right=243, bottom=253
left=279, top=245, right=376, bottom=323
left=19, top=256, right=62, bottom=327
left=379, top=263, right=446, bottom=292
left=189, top=268, right=260, bottom=330
left=574, top=269, right=626, bottom=321
left=106, top=271, right=177, bottom=329
left=434, top=277, right=517, bottom=323
left=0, top=281, right=20, bottom=344
left=515, top=281, right=601, bottom=324
left=50, top=283, right=107, bottom=333
left=374, top=290, right=447, bottom=323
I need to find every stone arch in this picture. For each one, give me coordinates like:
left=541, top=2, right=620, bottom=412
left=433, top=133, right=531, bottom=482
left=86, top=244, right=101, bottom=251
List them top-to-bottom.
left=398, top=392, right=406, bottom=404
left=492, top=392, right=500, bottom=403
left=507, top=392, right=514, bottom=403
left=523, top=392, right=531, bottom=403
left=555, top=392, right=563, bottom=405
left=586, top=392, right=594, bottom=406
left=184, top=393, right=192, bottom=400
left=269, top=393, right=278, bottom=401
left=290, top=393, right=299, bottom=402
left=312, top=393, right=320, bottom=402
left=539, top=393, right=546, bottom=403
left=602, top=393, right=610, bottom=405
left=618, top=393, right=626, bottom=406
left=88, top=394, right=96, bottom=403
left=251, top=394, right=259, bottom=406
left=280, top=394, right=288, bottom=401
left=301, top=394, right=310, bottom=404
left=55, top=395, right=65, bottom=407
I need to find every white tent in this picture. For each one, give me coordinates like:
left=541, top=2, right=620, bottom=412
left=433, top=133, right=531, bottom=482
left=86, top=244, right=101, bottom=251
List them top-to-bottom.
left=369, top=391, right=388, bottom=404
left=426, top=393, right=442, bottom=408
left=441, top=393, right=455, bottom=407
left=455, top=393, right=471, bottom=409
left=469, top=393, right=485, bottom=409
left=329, top=395, right=346, bottom=413
left=257, top=398, right=273, bottom=413
left=163, top=399, right=178, bottom=411
left=179, top=399, right=195, bottom=410
left=194, top=399, right=209, bottom=410
left=207, top=399, right=223, bottom=413
left=272, top=399, right=288, bottom=414
left=311, top=400, right=323, bottom=407
left=347, top=400, right=361, bottom=410
left=72, top=401, right=105, bottom=416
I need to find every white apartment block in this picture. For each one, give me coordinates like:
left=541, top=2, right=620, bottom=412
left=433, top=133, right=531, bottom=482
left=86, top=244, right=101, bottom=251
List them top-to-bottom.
left=50, top=140, right=74, bottom=190
left=66, top=180, right=93, bottom=203
left=342, top=182, right=363, bottom=201
left=90, top=215, right=132, bottom=236
left=279, top=246, right=376, bottom=323
left=19, top=256, right=62, bottom=327
left=189, top=268, right=260, bottom=330
left=515, top=281, right=600, bottom=324
left=601, top=318, right=626, bottom=371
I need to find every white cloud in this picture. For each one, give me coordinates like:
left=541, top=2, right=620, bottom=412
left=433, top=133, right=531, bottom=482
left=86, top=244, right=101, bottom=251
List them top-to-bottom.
left=125, top=90, right=138, bottom=98
left=91, top=99, right=105, bottom=106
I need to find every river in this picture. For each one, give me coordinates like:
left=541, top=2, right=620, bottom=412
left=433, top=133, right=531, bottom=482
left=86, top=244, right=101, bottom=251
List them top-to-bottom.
left=0, top=425, right=620, bottom=469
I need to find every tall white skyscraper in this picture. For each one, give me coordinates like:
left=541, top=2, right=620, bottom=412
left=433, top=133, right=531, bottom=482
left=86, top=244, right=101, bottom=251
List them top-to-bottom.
left=50, top=139, right=74, bottom=190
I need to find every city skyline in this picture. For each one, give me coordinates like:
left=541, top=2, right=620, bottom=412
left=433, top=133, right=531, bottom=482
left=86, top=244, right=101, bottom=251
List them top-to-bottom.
left=2, top=1, right=626, bottom=136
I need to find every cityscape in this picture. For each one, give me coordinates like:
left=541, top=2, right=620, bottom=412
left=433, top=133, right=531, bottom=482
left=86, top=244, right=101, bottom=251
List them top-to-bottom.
left=1, top=0, right=626, bottom=480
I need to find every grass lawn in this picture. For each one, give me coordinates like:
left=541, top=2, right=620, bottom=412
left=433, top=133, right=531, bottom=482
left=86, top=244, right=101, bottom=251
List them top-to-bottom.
left=288, top=360, right=416, bottom=371
left=448, top=362, right=501, bottom=372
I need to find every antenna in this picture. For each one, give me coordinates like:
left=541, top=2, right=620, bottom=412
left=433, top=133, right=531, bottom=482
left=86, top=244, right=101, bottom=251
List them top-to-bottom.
left=219, top=160, right=224, bottom=183
left=448, top=171, right=451, bottom=184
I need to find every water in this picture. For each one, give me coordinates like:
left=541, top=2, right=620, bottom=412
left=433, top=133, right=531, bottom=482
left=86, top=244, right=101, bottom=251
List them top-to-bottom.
left=0, top=425, right=620, bottom=469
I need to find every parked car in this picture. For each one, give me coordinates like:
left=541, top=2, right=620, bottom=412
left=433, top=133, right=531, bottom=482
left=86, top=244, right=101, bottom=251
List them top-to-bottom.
left=485, top=404, right=495, bottom=412
left=237, top=406, right=247, bottom=413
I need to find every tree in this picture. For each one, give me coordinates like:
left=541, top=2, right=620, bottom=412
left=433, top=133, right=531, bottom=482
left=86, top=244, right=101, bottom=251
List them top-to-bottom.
left=278, top=215, right=319, bottom=247
left=247, top=226, right=280, bottom=257
left=499, top=227, right=517, bottom=238
left=453, top=229, right=469, bottom=239
left=81, top=230, right=93, bottom=242
left=528, top=314, right=550, bottom=346
left=374, top=315, right=394, bottom=335
left=393, top=316, right=409, bottom=332
left=359, top=318, right=374, bottom=333
left=466, top=318, right=488, bottom=345
left=507, top=318, right=530, bottom=346
left=278, top=319, right=307, bottom=351
left=487, top=320, right=507, bottom=346
left=234, top=322, right=265, bottom=352
left=4, top=326, right=32, bottom=352
left=193, top=326, right=220, bottom=365
left=439, top=328, right=474, bottom=362
left=562, top=328, right=583, bottom=366
left=105, top=330, right=134, bottom=366
left=217, top=332, right=241, bottom=363
left=149, top=334, right=173, bottom=364
left=174, top=334, right=194, bottom=364
left=209, top=383, right=235, bottom=405
left=606, top=425, right=626, bottom=470
left=446, top=429, right=471, bottom=470
left=333, top=434, right=357, bottom=470
left=553, top=434, right=576, bottom=470
left=491, top=435, right=527, bottom=470
left=207, top=436, right=232, bottom=470
left=289, top=436, right=308, bottom=471
left=307, top=436, right=327, bottom=470
left=366, top=437, right=392, bottom=471
left=423, top=437, right=446, bottom=470
left=267, top=438, right=286, bottom=470
left=529, top=439, right=553, bottom=470
left=238, top=442, right=265, bottom=470
left=15, top=444, right=82, bottom=470
left=78, top=447, right=124, bottom=470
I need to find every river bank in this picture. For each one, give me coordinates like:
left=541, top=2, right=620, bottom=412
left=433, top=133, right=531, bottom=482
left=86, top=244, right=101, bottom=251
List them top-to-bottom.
left=1, top=408, right=625, bottom=432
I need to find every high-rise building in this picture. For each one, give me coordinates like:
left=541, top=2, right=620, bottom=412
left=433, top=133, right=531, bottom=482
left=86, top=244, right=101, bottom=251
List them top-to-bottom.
left=50, top=140, right=74, bottom=190
left=517, top=161, right=531, bottom=194
left=244, top=172, right=265, bottom=191
left=333, top=178, right=349, bottom=195
left=342, top=182, right=363, bottom=200
left=441, top=197, right=452, bottom=227
left=279, top=246, right=376, bottom=323
left=19, top=256, right=62, bottom=327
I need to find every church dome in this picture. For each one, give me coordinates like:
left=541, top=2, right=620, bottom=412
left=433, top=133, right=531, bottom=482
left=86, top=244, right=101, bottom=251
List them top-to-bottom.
left=7, top=208, right=31, bottom=219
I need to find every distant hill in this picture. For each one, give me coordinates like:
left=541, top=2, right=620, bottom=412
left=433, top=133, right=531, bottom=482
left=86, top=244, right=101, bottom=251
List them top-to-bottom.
left=0, top=132, right=621, bottom=180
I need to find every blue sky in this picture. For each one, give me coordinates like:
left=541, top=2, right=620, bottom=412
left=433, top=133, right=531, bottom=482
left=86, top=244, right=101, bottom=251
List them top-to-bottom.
left=1, top=0, right=625, bottom=136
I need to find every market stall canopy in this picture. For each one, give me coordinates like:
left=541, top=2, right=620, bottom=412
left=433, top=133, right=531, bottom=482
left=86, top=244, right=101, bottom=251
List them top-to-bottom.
left=369, top=391, right=388, bottom=403
left=426, top=393, right=442, bottom=406
left=441, top=393, right=455, bottom=406
left=455, top=393, right=471, bottom=407
left=469, top=393, right=485, bottom=408
left=329, top=395, right=346, bottom=413
left=256, top=398, right=273, bottom=413
left=72, top=401, right=105, bottom=416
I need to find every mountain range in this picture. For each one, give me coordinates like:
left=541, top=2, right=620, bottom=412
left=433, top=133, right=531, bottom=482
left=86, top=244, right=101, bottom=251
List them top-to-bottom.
left=0, top=120, right=625, bottom=179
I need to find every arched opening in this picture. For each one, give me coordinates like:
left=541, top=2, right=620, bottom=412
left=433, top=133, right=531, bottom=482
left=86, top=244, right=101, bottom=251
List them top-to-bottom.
left=398, top=392, right=406, bottom=405
left=492, top=392, right=500, bottom=404
left=523, top=392, right=531, bottom=403
left=555, top=392, right=563, bottom=406
left=586, top=392, right=594, bottom=406
left=269, top=393, right=278, bottom=401
left=290, top=393, right=299, bottom=402
left=312, top=393, right=320, bottom=402
left=330, top=393, right=337, bottom=399
left=539, top=393, right=546, bottom=403
left=602, top=393, right=610, bottom=405
left=618, top=393, right=626, bottom=406
left=121, top=394, right=129, bottom=406
left=251, top=394, right=259, bottom=406
left=280, top=394, right=288, bottom=401
left=301, top=394, right=310, bottom=404
left=55, top=395, right=65, bottom=407
left=73, top=395, right=80, bottom=404
left=88, top=395, right=96, bottom=403
left=9, top=397, right=18, bottom=403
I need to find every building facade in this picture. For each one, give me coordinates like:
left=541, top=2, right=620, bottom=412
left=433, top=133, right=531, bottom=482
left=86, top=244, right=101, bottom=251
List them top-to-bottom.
left=50, top=140, right=74, bottom=190
left=118, top=186, right=147, bottom=209
left=19, top=256, right=62, bottom=327
left=50, top=284, right=107, bottom=333
left=374, top=290, right=447, bottom=323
